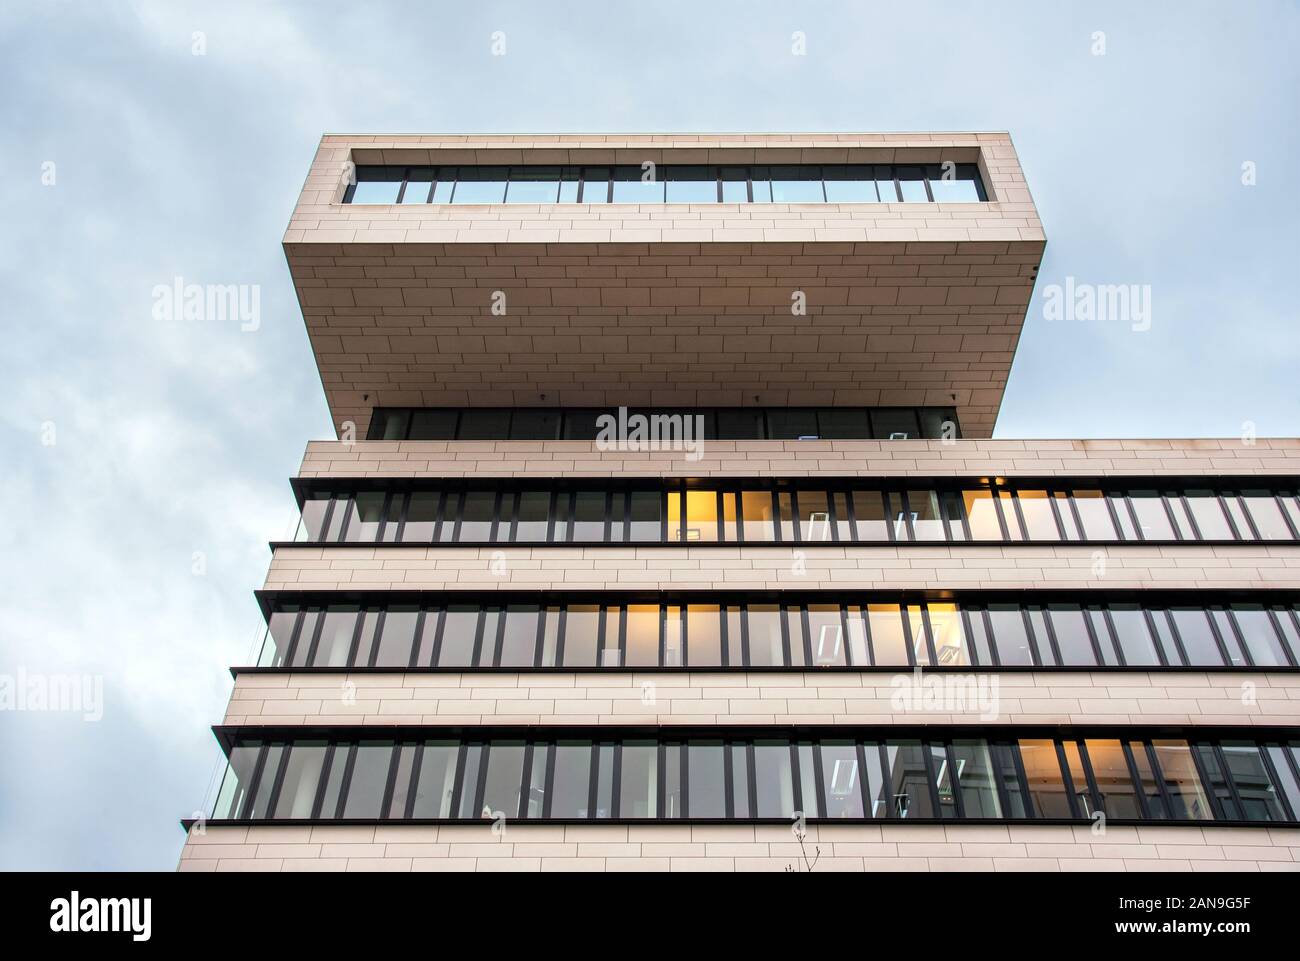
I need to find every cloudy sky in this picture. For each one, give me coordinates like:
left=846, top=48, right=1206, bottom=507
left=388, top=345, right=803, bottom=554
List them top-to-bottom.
left=0, top=1, right=1296, bottom=869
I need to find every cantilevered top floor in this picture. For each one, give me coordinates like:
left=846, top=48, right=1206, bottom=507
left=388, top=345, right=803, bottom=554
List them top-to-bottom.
left=284, top=133, right=1045, bottom=438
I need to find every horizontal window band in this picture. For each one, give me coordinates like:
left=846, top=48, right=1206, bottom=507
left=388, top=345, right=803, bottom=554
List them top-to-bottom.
left=342, top=164, right=988, bottom=207
left=367, top=406, right=961, bottom=442
left=289, top=475, right=1300, bottom=499
left=287, top=481, right=1300, bottom=549
left=271, top=537, right=1281, bottom=549
left=253, top=587, right=1300, bottom=608
left=249, top=589, right=1300, bottom=672
left=231, top=664, right=1300, bottom=677
left=211, top=723, right=1300, bottom=743
left=201, top=725, right=1300, bottom=829
left=181, top=815, right=1287, bottom=831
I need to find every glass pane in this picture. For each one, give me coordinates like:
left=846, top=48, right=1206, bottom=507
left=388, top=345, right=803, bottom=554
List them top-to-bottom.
left=612, top=165, right=664, bottom=203
left=666, top=165, right=716, bottom=202
left=769, top=165, right=824, bottom=202
left=822, top=165, right=878, bottom=202
left=451, top=166, right=508, bottom=204
left=505, top=166, right=560, bottom=203
left=896, top=166, right=928, bottom=202
left=350, top=167, right=402, bottom=203
left=720, top=167, right=748, bottom=202
left=875, top=167, right=899, bottom=202
left=400, top=168, right=435, bottom=204
left=579, top=168, right=610, bottom=203
left=928, top=169, right=982, bottom=202
left=715, top=408, right=765, bottom=438
left=817, top=408, right=871, bottom=438
left=405, top=409, right=458, bottom=440
left=767, top=409, right=818, bottom=439
left=872, top=409, right=919, bottom=439
left=683, top=490, right=718, bottom=542
left=797, top=490, right=834, bottom=542
left=908, top=490, right=945, bottom=541
left=962, top=490, right=1000, bottom=539
left=1015, top=490, right=1057, bottom=540
left=1071, top=490, right=1118, bottom=539
left=457, top=491, right=495, bottom=541
left=514, top=491, right=550, bottom=542
left=572, top=491, right=606, bottom=542
left=628, top=491, right=661, bottom=542
left=740, top=491, right=775, bottom=541
left=851, top=491, right=888, bottom=540
left=1129, top=491, right=1174, bottom=540
left=1184, top=491, right=1232, bottom=539
left=1243, top=491, right=1293, bottom=540
left=344, top=492, right=386, bottom=542
left=402, top=492, right=440, bottom=542
left=721, top=492, right=739, bottom=542
left=927, top=603, right=970, bottom=666
left=625, top=604, right=660, bottom=667
left=747, top=604, right=785, bottom=666
left=866, top=604, right=908, bottom=666
left=1048, top=604, right=1097, bottom=666
left=499, top=605, right=540, bottom=667
left=562, top=605, right=600, bottom=667
left=686, top=605, right=722, bottom=667
left=807, top=605, right=846, bottom=666
left=987, top=605, right=1033, bottom=666
left=1107, top=605, right=1161, bottom=666
left=1230, top=605, right=1289, bottom=667
left=373, top=606, right=418, bottom=668
left=438, top=606, right=479, bottom=667
left=663, top=606, right=682, bottom=667
left=312, top=607, right=359, bottom=668
left=259, top=608, right=298, bottom=667
left=1170, top=608, right=1224, bottom=666
left=1208, top=610, right=1248, bottom=667
left=348, top=611, right=379, bottom=668
left=1019, top=739, right=1072, bottom=817
left=952, top=740, right=1002, bottom=818
left=1085, top=740, right=1141, bottom=819
left=1151, top=740, right=1213, bottom=820
left=342, top=742, right=393, bottom=819
left=687, top=742, right=726, bottom=817
left=753, top=742, right=796, bottom=817
left=820, top=742, right=865, bottom=817
left=883, top=742, right=934, bottom=818
left=270, top=743, right=326, bottom=819
left=481, top=743, right=526, bottom=818
left=550, top=743, right=592, bottom=817
left=619, top=743, right=657, bottom=818
left=1129, top=743, right=1166, bottom=819
left=1221, top=743, right=1287, bottom=821
left=213, top=744, right=263, bottom=819
left=386, top=745, right=416, bottom=818
left=664, top=745, right=682, bottom=818
left=933, top=745, right=958, bottom=819
left=1266, top=746, right=1300, bottom=818
left=456, top=747, right=482, bottom=818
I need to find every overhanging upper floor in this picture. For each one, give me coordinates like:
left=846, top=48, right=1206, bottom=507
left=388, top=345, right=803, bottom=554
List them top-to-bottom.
left=285, top=133, right=1045, bottom=438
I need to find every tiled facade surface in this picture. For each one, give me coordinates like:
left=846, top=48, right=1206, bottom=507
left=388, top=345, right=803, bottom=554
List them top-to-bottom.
left=285, top=133, right=1045, bottom=437
left=296, top=437, right=1300, bottom=479
left=264, top=545, right=1300, bottom=592
left=222, top=671, right=1300, bottom=728
left=180, top=823, right=1300, bottom=872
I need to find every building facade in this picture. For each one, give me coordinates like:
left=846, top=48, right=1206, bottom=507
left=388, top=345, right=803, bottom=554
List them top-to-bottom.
left=180, top=133, right=1300, bottom=872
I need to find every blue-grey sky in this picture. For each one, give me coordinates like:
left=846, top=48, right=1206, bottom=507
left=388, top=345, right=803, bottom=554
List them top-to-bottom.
left=0, top=1, right=1296, bottom=869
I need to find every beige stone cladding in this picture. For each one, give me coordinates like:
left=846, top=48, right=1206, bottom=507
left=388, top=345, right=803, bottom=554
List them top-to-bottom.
left=221, top=670, right=1300, bottom=729
left=180, top=823, right=1300, bottom=872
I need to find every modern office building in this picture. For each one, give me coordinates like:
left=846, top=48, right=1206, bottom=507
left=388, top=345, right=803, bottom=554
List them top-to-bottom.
left=181, top=133, right=1300, bottom=872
